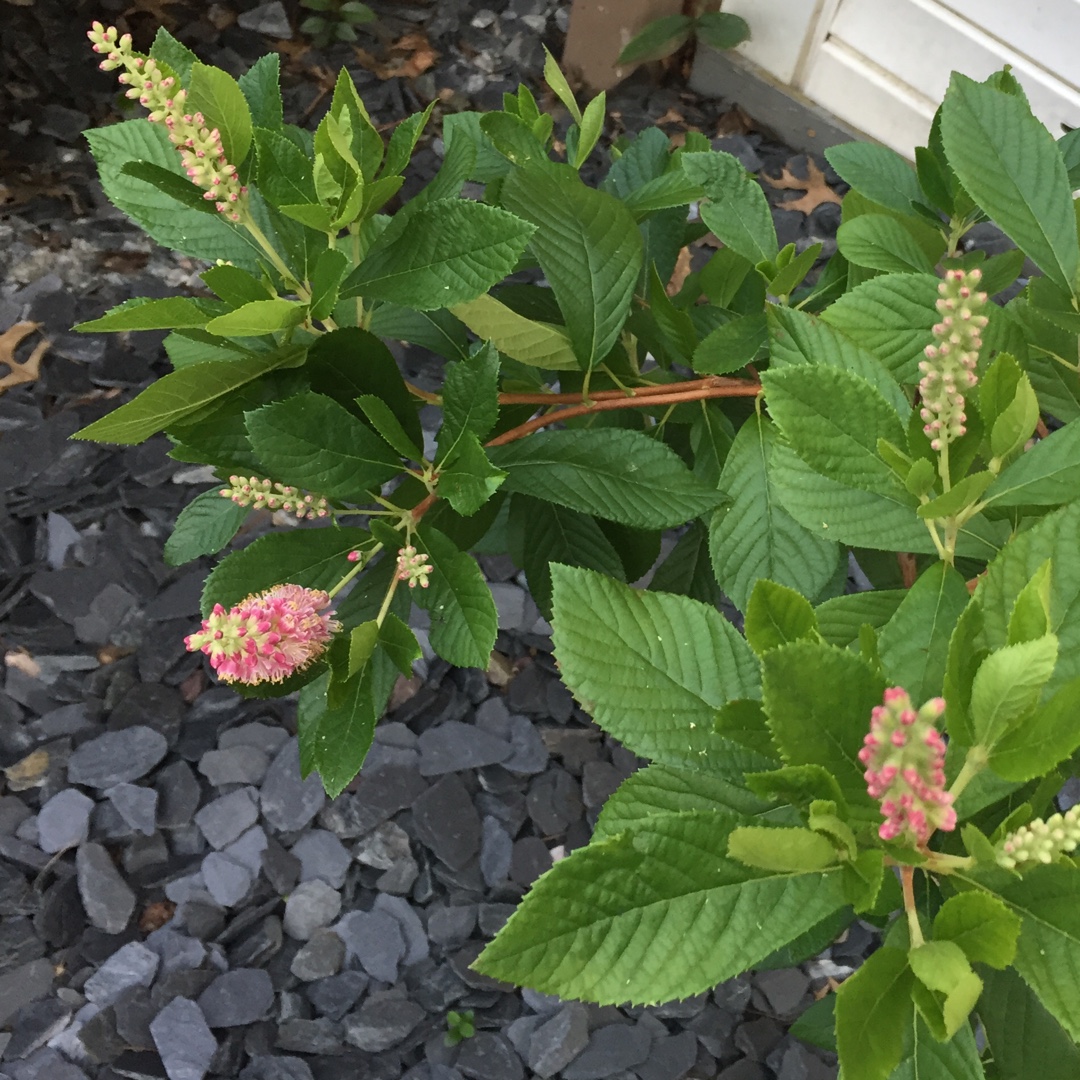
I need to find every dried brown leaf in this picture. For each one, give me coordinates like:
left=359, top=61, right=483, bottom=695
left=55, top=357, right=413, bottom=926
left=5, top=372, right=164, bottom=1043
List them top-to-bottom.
left=762, top=158, right=842, bottom=215
left=0, top=322, right=49, bottom=396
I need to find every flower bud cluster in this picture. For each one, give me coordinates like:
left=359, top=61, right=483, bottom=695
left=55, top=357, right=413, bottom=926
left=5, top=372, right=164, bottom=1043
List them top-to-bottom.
left=87, top=22, right=248, bottom=220
left=918, top=268, right=989, bottom=451
left=220, top=476, right=329, bottom=519
left=396, top=546, right=432, bottom=589
left=185, top=584, right=340, bottom=684
left=859, top=687, right=957, bottom=847
left=997, top=804, right=1080, bottom=870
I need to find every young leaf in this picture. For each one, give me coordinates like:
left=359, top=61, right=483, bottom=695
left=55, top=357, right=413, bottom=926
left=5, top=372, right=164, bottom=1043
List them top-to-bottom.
left=693, top=11, right=751, bottom=50
left=616, top=15, right=694, bottom=65
left=150, top=27, right=197, bottom=86
left=542, top=45, right=581, bottom=124
left=237, top=52, right=283, bottom=132
left=187, top=62, right=253, bottom=167
left=941, top=73, right=1079, bottom=294
left=572, top=92, right=607, bottom=169
left=479, top=112, right=551, bottom=169
left=824, top=143, right=924, bottom=215
left=682, top=150, right=778, bottom=266
left=500, top=168, right=643, bottom=369
left=340, top=199, right=535, bottom=310
left=837, top=215, right=937, bottom=275
left=767, top=242, right=822, bottom=299
left=309, top=248, right=349, bottom=322
left=202, top=264, right=273, bottom=308
left=451, top=294, right=578, bottom=371
left=76, top=297, right=224, bottom=333
left=204, top=299, right=305, bottom=337
left=439, top=343, right=500, bottom=458
left=74, top=345, right=304, bottom=445
left=245, top=392, right=400, bottom=500
left=710, top=414, right=839, bottom=612
left=983, top=418, right=1080, bottom=509
left=489, top=428, right=728, bottom=530
left=438, top=432, right=507, bottom=516
left=916, top=471, right=995, bottom=519
left=163, top=489, right=248, bottom=566
left=201, top=526, right=370, bottom=615
left=412, top=526, right=497, bottom=669
left=1007, top=559, right=1052, bottom=645
left=876, top=562, right=970, bottom=702
left=550, top=565, right=765, bottom=776
left=744, top=579, right=819, bottom=655
left=816, top=590, right=906, bottom=649
left=969, top=634, right=1059, bottom=749
left=761, top=642, right=885, bottom=806
left=988, top=676, right=1080, bottom=781
left=744, top=764, right=848, bottom=816
left=474, top=810, right=847, bottom=1004
left=727, top=826, right=838, bottom=873
left=933, top=891, right=1020, bottom=969
left=909, top=941, right=983, bottom=1041
left=834, top=946, right=913, bottom=1080
left=891, top=1009, right=986, bottom=1080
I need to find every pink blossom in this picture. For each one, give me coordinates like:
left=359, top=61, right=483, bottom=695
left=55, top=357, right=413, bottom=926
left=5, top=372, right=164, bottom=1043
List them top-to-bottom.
left=396, top=546, right=432, bottom=589
left=185, top=585, right=340, bottom=685
left=859, top=687, right=956, bottom=847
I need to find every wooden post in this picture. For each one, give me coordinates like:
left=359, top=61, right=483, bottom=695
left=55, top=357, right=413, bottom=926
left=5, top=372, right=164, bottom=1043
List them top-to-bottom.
left=562, top=0, right=686, bottom=92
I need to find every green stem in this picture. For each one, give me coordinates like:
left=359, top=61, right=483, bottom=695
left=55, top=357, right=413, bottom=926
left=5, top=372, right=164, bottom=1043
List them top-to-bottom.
left=241, top=214, right=309, bottom=301
left=327, top=545, right=379, bottom=599
left=374, top=568, right=403, bottom=627
left=949, top=746, right=988, bottom=801
left=923, top=851, right=975, bottom=874
left=901, top=865, right=925, bottom=947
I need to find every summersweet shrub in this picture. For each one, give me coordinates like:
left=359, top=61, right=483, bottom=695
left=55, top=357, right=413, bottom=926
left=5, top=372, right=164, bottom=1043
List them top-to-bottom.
left=78, top=26, right=1080, bottom=1078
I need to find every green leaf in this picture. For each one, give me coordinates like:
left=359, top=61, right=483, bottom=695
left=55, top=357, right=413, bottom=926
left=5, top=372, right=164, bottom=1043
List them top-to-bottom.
left=693, top=11, right=751, bottom=50
left=616, top=14, right=693, bottom=64
left=149, top=27, right=196, bottom=86
left=543, top=45, right=581, bottom=123
left=237, top=53, right=282, bottom=131
left=187, top=62, right=253, bottom=167
left=941, top=73, right=1079, bottom=294
left=572, top=92, right=606, bottom=169
left=479, top=112, right=551, bottom=169
left=255, top=128, right=317, bottom=208
left=825, top=143, right=924, bottom=215
left=682, top=150, right=778, bottom=265
left=119, top=161, right=219, bottom=215
left=500, top=168, right=643, bottom=369
left=622, top=170, right=704, bottom=217
left=340, top=199, right=534, bottom=310
left=837, top=215, right=937, bottom=274
left=767, top=242, right=823, bottom=299
left=309, top=248, right=349, bottom=322
left=202, top=264, right=273, bottom=307
left=647, top=264, right=697, bottom=362
left=820, top=272, right=940, bottom=385
left=450, top=295, right=577, bottom=370
left=75, top=296, right=224, bottom=333
left=204, top=299, right=306, bottom=337
left=369, top=303, right=470, bottom=362
left=692, top=313, right=766, bottom=374
left=439, top=343, right=500, bottom=457
left=74, top=344, right=304, bottom=445
left=982, top=354, right=1039, bottom=462
left=762, top=364, right=907, bottom=492
left=245, top=392, right=400, bottom=501
left=355, top=395, right=422, bottom=461
left=710, top=414, right=840, bottom=612
left=983, top=419, right=1080, bottom=508
left=489, top=428, right=727, bottom=529
left=438, top=432, right=506, bottom=516
left=917, top=471, right=995, bottom=519
left=163, top=489, right=248, bottom=566
left=507, top=495, right=624, bottom=619
left=649, top=521, right=721, bottom=606
left=202, top=525, right=369, bottom=614
left=413, top=526, right=497, bottom=669
left=1007, top=559, right=1052, bottom=645
left=877, top=563, right=970, bottom=702
left=550, top=566, right=765, bottom=775
left=744, top=579, right=819, bottom=655
left=816, top=591, right=907, bottom=649
left=376, top=612, right=421, bottom=677
left=970, top=634, right=1059, bottom=749
left=762, top=642, right=885, bottom=806
left=988, top=676, right=1080, bottom=781
left=592, top=763, right=776, bottom=842
left=744, top=764, right=848, bottom=815
left=475, top=810, right=846, bottom=1004
left=728, top=826, right=838, bottom=873
left=933, top=891, right=1020, bottom=969
left=909, top=941, right=983, bottom=1042
left=835, top=946, right=913, bottom=1080
left=979, top=966, right=1080, bottom=1080
left=790, top=996, right=836, bottom=1053
left=887, top=1009, right=985, bottom=1080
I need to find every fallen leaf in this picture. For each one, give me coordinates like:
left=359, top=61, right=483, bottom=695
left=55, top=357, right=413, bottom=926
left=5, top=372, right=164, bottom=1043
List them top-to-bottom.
left=120, top=0, right=188, bottom=29
left=355, top=32, right=438, bottom=80
left=715, top=105, right=754, bottom=137
left=762, top=158, right=842, bottom=215
left=667, top=247, right=693, bottom=296
left=0, top=322, right=49, bottom=396
left=97, top=645, right=137, bottom=665
left=5, top=648, right=41, bottom=678
left=486, top=651, right=515, bottom=688
left=179, top=667, right=207, bottom=704
left=389, top=673, right=422, bottom=710
left=4, top=749, right=50, bottom=791
left=140, top=901, right=176, bottom=933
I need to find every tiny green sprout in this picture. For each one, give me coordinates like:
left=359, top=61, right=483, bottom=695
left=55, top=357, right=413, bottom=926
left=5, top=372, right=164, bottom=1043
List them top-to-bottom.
left=444, top=1009, right=476, bottom=1047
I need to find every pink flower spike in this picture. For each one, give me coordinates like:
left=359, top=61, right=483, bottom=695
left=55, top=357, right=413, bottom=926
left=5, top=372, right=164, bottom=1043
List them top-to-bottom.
left=184, top=585, right=341, bottom=685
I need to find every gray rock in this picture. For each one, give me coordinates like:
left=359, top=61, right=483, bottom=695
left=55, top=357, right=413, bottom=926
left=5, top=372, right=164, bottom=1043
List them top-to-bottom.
left=237, top=0, right=293, bottom=38
left=489, top=582, right=531, bottom=631
left=503, top=715, right=549, bottom=774
left=418, top=721, right=512, bottom=776
left=219, top=722, right=290, bottom=755
left=67, top=726, right=167, bottom=788
left=261, top=740, right=325, bottom=834
left=198, top=746, right=269, bottom=787
left=156, top=761, right=202, bottom=828
left=581, top=761, right=621, bottom=809
left=322, top=764, right=428, bottom=838
left=527, top=768, right=584, bottom=835
left=412, top=774, right=481, bottom=870
left=105, top=783, right=157, bottom=835
left=194, top=787, right=260, bottom=850
left=36, top=788, right=94, bottom=854
left=479, top=816, right=512, bottom=886
left=352, top=820, right=417, bottom=892
left=223, top=825, right=268, bottom=877
left=291, top=829, right=351, bottom=889
left=263, top=835, right=301, bottom=895
left=510, top=836, right=552, bottom=887
left=76, top=842, right=135, bottom=934
left=201, top=852, right=253, bottom=907
left=164, top=870, right=207, bottom=905
left=283, top=879, right=342, bottom=941
left=372, top=893, right=428, bottom=966
left=478, top=902, right=515, bottom=937
left=427, top=903, right=476, bottom=948
left=334, top=909, right=404, bottom=983
left=145, top=928, right=207, bottom=975
left=290, top=928, right=345, bottom=982
left=83, top=942, right=159, bottom=1006
left=0, top=959, right=54, bottom=1027
left=197, top=969, right=274, bottom=1027
left=755, top=969, right=811, bottom=1018
left=304, top=970, right=368, bottom=1021
left=113, top=986, right=157, bottom=1050
left=343, top=991, right=425, bottom=1051
left=150, top=996, right=218, bottom=1080
left=529, top=1002, right=589, bottom=1078
left=507, top=1013, right=544, bottom=1058
left=275, top=1017, right=343, bottom=1055
left=735, top=1017, right=784, bottom=1061
left=562, top=1023, right=652, bottom=1080
left=636, top=1031, right=699, bottom=1080
left=458, top=1032, right=524, bottom=1080
left=5, top=1047, right=88, bottom=1080
left=240, top=1056, right=315, bottom=1080
left=717, top=1060, right=768, bottom=1080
